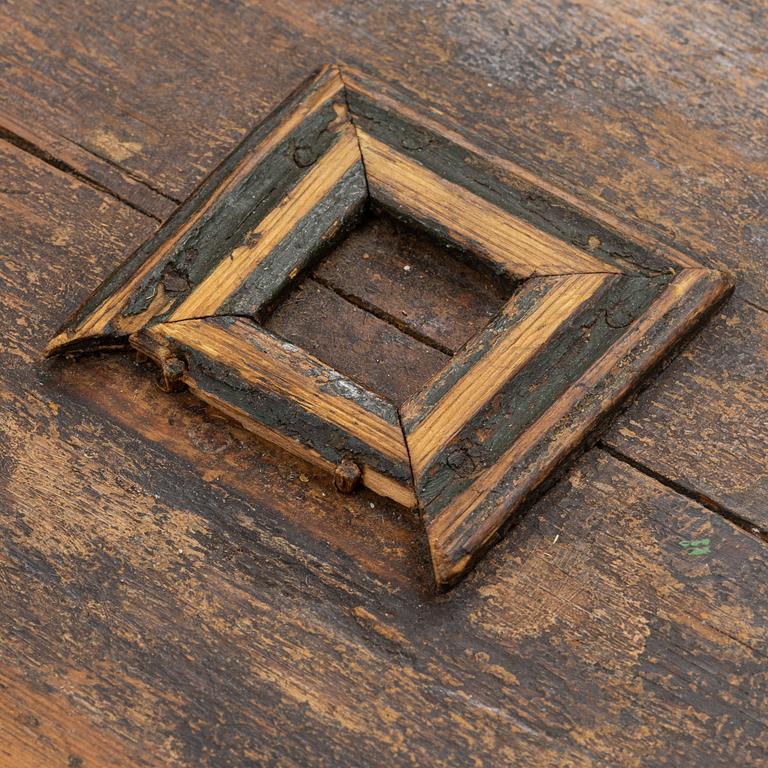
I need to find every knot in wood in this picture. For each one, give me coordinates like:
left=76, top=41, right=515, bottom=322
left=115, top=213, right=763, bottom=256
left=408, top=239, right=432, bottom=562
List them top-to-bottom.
left=334, top=458, right=362, bottom=494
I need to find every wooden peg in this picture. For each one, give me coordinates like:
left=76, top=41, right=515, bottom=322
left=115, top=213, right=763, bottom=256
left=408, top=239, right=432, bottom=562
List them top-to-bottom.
left=158, top=355, right=187, bottom=393
left=334, top=458, right=362, bottom=494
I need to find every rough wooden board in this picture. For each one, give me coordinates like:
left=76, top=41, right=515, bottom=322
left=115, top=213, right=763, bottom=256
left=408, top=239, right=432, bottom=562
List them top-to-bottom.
left=1, top=0, right=765, bottom=303
left=5, top=1, right=763, bottom=535
left=1, top=5, right=767, bottom=765
left=347, top=91, right=692, bottom=276
left=0, top=104, right=177, bottom=221
left=169, top=131, right=366, bottom=322
left=0, top=140, right=766, bottom=766
left=0, top=140, right=157, bottom=350
left=313, top=211, right=514, bottom=355
left=403, top=269, right=731, bottom=586
left=266, top=278, right=450, bottom=406
left=603, top=296, right=768, bottom=530
left=132, top=315, right=416, bottom=507
left=56, top=353, right=430, bottom=588
left=2, top=381, right=766, bottom=768
left=0, top=666, right=147, bottom=768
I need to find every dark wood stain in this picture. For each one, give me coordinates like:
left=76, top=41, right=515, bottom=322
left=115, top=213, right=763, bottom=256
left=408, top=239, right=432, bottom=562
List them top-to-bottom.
left=1, top=2, right=767, bottom=765
left=265, top=278, right=449, bottom=406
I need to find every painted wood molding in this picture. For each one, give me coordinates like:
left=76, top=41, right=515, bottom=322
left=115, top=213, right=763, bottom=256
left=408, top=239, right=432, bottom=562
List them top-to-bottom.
left=46, top=64, right=733, bottom=590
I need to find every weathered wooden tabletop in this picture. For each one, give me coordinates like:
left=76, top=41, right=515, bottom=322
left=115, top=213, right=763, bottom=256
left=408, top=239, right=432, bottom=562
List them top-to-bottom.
left=1, top=2, right=766, bottom=766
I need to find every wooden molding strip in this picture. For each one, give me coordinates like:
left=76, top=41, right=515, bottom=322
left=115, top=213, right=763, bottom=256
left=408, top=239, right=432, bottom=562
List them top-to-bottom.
left=45, top=63, right=734, bottom=590
left=46, top=65, right=348, bottom=356
left=342, top=67, right=699, bottom=273
left=170, top=131, right=364, bottom=321
left=358, top=132, right=617, bottom=279
left=422, top=269, right=732, bottom=587
left=402, top=274, right=612, bottom=477
left=132, top=317, right=415, bottom=506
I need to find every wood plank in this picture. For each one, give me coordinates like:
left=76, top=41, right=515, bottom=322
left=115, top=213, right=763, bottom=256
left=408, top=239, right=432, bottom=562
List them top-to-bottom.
left=2, top=0, right=764, bottom=303
left=2, top=3, right=767, bottom=766
left=0, top=104, right=177, bottom=221
left=358, top=132, right=620, bottom=279
left=1, top=138, right=765, bottom=766
left=0, top=139, right=156, bottom=351
left=313, top=210, right=515, bottom=354
left=401, top=274, right=615, bottom=476
left=265, top=278, right=450, bottom=406
left=603, top=296, right=768, bottom=530
left=133, top=315, right=416, bottom=507
left=3, top=348, right=767, bottom=768
left=0, top=666, right=145, bottom=768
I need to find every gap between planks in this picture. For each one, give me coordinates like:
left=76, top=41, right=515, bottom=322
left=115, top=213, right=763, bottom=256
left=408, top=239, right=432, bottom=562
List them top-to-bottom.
left=0, top=117, right=178, bottom=221
left=311, top=272, right=456, bottom=356
left=599, top=443, right=768, bottom=545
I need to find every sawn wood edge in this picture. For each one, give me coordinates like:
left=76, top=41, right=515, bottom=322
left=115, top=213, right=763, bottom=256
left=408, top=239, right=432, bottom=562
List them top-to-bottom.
left=415, top=268, right=733, bottom=589
left=130, top=316, right=418, bottom=510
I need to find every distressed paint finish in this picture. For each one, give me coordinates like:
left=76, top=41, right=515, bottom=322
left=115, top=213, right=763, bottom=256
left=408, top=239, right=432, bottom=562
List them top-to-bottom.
left=1, top=1, right=767, bottom=761
left=44, top=65, right=733, bottom=589
left=45, top=65, right=352, bottom=355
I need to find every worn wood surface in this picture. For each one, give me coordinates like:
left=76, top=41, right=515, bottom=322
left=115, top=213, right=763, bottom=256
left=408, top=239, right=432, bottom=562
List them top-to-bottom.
left=1, top=0, right=767, bottom=765
left=40, top=64, right=731, bottom=588
left=313, top=210, right=514, bottom=355
left=266, top=278, right=450, bottom=405
left=603, top=296, right=768, bottom=530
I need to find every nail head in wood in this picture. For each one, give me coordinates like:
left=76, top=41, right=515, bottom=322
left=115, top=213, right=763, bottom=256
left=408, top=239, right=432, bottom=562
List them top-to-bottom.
left=334, top=458, right=362, bottom=494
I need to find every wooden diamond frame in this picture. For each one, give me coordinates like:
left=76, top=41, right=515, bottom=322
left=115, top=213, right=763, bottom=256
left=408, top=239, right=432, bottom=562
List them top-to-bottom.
left=47, top=65, right=733, bottom=589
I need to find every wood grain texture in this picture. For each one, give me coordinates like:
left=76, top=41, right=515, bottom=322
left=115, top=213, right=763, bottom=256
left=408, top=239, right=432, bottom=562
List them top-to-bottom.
left=2, top=0, right=763, bottom=299
left=7, top=0, right=762, bottom=538
left=2, top=1, right=767, bottom=765
left=39, top=62, right=733, bottom=589
left=45, top=65, right=350, bottom=356
left=345, top=76, right=697, bottom=276
left=0, top=104, right=177, bottom=221
left=0, top=131, right=764, bottom=767
left=171, top=131, right=365, bottom=321
left=313, top=210, right=515, bottom=354
left=402, top=274, right=614, bottom=476
left=265, top=278, right=450, bottom=405
left=603, top=296, right=768, bottom=530
left=132, top=316, right=416, bottom=508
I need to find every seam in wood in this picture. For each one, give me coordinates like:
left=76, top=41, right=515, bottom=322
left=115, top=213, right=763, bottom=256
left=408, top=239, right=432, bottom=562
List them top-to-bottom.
left=337, top=67, right=371, bottom=203
left=0, top=129, right=167, bottom=222
left=311, top=272, right=456, bottom=356
left=598, top=444, right=768, bottom=546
